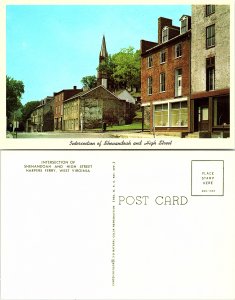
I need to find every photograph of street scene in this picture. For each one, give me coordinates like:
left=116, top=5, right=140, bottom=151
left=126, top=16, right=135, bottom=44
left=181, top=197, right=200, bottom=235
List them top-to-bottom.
left=6, top=4, right=230, bottom=139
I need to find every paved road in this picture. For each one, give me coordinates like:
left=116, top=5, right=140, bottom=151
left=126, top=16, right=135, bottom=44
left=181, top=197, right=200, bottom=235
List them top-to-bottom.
left=9, top=130, right=161, bottom=139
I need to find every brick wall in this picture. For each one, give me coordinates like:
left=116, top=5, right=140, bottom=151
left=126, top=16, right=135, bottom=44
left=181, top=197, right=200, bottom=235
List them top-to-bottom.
left=141, top=35, right=191, bottom=103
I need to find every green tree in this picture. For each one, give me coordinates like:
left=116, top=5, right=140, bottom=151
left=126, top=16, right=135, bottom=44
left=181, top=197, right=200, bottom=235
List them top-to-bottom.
left=97, top=47, right=141, bottom=91
left=81, top=75, right=97, bottom=89
left=6, top=76, right=24, bottom=119
left=21, top=100, right=40, bottom=127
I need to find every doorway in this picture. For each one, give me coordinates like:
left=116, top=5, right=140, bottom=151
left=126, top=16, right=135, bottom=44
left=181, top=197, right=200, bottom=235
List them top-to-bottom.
left=198, top=105, right=209, bottom=131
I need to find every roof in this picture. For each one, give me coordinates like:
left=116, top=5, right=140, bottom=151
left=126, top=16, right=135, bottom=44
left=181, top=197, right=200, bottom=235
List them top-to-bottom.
left=179, top=15, right=191, bottom=20
left=142, top=30, right=191, bottom=56
left=64, top=85, right=121, bottom=103
left=53, top=88, right=81, bottom=96
left=116, top=90, right=136, bottom=104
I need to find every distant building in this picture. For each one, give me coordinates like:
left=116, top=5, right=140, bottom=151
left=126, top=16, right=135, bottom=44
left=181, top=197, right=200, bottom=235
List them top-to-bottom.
left=190, top=5, right=230, bottom=136
left=140, top=15, right=191, bottom=133
left=63, top=85, right=127, bottom=130
left=54, top=86, right=83, bottom=130
left=116, top=90, right=136, bottom=105
left=26, top=96, right=54, bottom=132
left=43, top=96, right=54, bottom=131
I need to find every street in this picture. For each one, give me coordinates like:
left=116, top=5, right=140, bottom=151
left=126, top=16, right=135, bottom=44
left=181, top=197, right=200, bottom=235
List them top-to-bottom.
left=7, top=130, right=183, bottom=139
left=8, top=130, right=163, bottom=139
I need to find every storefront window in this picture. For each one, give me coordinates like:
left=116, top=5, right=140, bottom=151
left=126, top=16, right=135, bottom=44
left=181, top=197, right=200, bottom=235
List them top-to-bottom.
left=213, top=97, right=230, bottom=126
left=155, top=101, right=188, bottom=127
left=170, top=101, right=188, bottom=126
left=155, top=104, right=168, bottom=126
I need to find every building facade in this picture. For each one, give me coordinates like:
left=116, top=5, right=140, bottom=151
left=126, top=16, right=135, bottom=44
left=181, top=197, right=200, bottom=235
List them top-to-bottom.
left=190, top=5, right=230, bottom=136
left=141, top=16, right=191, bottom=133
left=63, top=85, right=127, bottom=130
left=54, top=86, right=82, bottom=130
left=26, top=96, right=54, bottom=132
left=43, top=96, right=54, bottom=131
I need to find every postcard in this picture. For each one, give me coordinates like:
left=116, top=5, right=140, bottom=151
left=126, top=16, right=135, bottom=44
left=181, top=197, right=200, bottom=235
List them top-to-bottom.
left=0, top=1, right=234, bottom=149
left=1, top=150, right=235, bottom=299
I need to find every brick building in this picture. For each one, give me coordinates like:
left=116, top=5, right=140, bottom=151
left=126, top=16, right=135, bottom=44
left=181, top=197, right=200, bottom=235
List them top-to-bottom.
left=190, top=5, right=230, bottom=137
left=141, top=15, right=191, bottom=133
left=54, top=86, right=82, bottom=130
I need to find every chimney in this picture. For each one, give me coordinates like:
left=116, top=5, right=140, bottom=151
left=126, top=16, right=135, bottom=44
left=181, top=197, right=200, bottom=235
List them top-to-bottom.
left=158, top=17, right=172, bottom=44
left=101, top=78, right=108, bottom=89
left=73, top=85, right=77, bottom=90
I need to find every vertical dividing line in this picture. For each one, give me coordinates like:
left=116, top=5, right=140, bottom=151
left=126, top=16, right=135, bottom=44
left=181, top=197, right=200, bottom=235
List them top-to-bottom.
left=112, top=161, right=116, bottom=287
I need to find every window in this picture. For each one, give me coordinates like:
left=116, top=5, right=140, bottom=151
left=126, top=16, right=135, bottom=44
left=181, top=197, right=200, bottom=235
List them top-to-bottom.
left=206, top=5, right=215, bottom=16
left=180, top=17, right=188, bottom=34
left=206, top=24, right=215, bottom=48
left=162, top=27, right=169, bottom=43
left=175, top=43, right=182, bottom=58
left=160, top=51, right=166, bottom=63
left=147, top=56, right=153, bottom=68
left=206, top=56, right=215, bottom=91
left=208, top=68, right=215, bottom=90
left=175, top=69, right=182, bottom=97
left=160, top=73, right=165, bottom=92
left=147, top=76, right=153, bottom=95
left=213, top=97, right=230, bottom=126
left=170, top=101, right=188, bottom=127
left=155, top=104, right=168, bottom=126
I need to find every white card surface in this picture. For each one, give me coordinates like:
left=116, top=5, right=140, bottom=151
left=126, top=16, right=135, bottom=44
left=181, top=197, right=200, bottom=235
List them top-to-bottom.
left=1, top=150, right=235, bottom=299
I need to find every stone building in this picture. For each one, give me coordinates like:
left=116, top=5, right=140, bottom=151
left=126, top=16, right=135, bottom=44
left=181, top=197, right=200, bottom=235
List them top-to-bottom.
left=190, top=5, right=230, bottom=137
left=140, top=15, right=191, bottom=133
left=63, top=85, right=127, bottom=130
left=54, top=86, right=82, bottom=130
left=115, top=90, right=136, bottom=124
left=26, top=96, right=54, bottom=132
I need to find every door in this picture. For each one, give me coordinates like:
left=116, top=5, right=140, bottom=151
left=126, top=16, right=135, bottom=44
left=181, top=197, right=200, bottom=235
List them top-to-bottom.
left=175, top=69, right=182, bottom=97
left=177, top=75, right=182, bottom=96
left=198, top=105, right=209, bottom=131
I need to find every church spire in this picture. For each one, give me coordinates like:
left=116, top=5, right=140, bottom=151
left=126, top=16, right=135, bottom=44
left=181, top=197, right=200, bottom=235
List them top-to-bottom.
left=97, top=35, right=108, bottom=89
left=99, top=35, right=108, bottom=60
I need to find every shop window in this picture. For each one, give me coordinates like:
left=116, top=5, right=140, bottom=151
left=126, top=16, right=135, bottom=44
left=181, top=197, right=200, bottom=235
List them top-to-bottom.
left=213, top=97, right=230, bottom=126
left=170, top=101, right=188, bottom=127
left=154, top=104, right=168, bottom=126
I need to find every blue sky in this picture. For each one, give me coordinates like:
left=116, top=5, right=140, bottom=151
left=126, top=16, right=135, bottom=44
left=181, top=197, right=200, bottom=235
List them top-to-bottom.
left=6, top=5, right=191, bottom=105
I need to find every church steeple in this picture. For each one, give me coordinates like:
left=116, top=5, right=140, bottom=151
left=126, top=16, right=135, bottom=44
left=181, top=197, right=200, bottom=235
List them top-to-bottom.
left=97, top=35, right=108, bottom=89
left=99, top=35, right=108, bottom=61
